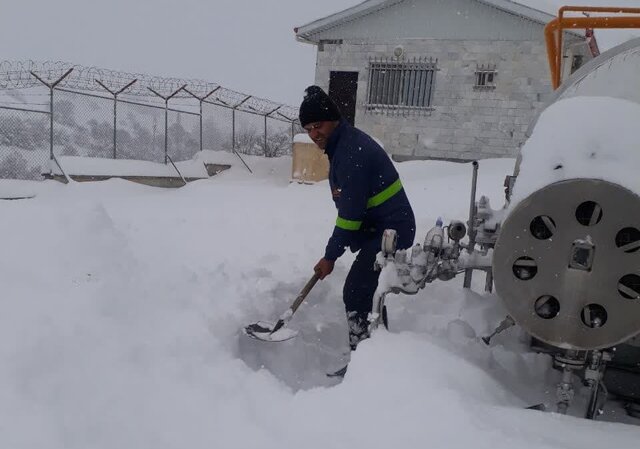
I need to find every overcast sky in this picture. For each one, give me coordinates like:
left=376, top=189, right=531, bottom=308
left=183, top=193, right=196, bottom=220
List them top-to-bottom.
left=1, top=0, right=638, bottom=106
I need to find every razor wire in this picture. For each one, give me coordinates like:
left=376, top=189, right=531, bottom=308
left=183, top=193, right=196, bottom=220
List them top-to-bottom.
left=0, top=60, right=300, bottom=118
left=0, top=60, right=303, bottom=180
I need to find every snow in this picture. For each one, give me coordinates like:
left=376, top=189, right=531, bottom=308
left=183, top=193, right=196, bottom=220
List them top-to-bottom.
left=511, top=96, right=640, bottom=207
left=294, top=133, right=313, bottom=144
left=0, top=142, right=638, bottom=448
left=49, top=155, right=209, bottom=179
left=0, top=179, right=46, bottom=199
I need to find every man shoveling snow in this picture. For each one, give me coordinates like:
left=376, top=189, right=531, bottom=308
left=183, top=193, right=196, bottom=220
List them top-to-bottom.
left=298, top=86, right=416, bottom=375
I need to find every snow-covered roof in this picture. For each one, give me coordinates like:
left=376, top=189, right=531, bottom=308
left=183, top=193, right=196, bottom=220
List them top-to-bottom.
left=295, top=0, right=559, bottom=43
left=295, top=0, right=398, bottom=42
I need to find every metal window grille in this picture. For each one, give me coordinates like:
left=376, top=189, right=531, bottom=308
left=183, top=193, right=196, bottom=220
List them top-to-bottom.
left=366, top=57, right=437, bottom=112
left=474, top=64, right=497, bottom=89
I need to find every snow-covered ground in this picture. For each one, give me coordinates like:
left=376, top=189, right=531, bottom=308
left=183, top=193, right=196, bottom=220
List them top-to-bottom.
left=0, top=139, right=639, bottom=447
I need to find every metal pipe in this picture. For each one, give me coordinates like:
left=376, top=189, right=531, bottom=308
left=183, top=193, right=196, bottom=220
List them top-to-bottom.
left=561, top=5, right=640, bottom=14
left=544, top=9, right=640, bottom=89
left=556, top=9, right=565, bottom=90
left=30, top=68, right=73, bottom=160
left=51, top=68, right=74, bottom=89
left=94, top=78, right=138, bottom=159
left=113, top=79, right=137, bottom=159
left=96, top=80, right=119, bottom=158
left=147, top=85, right=186, bottom=164
left=166, top=85, right=186, bottom=163
left=56, top=86, right=112, bottom=100
left=182, top=86, right=221, bottom=154
left=49, top=87, right=53, bottom=159
left=52, top=87, right=202, bottom=117
left=145, top=87, right=170, bottom=164
left=201, top=87, right=221, bottom=152
left=113, top=93, right=117, bottom=158
left=231, top=95, right=252, bottom=155
left=234, top=95, right=252, bottom=109
left=226, top=96, right=254, bottom=174
left=201, top=97, right=290, bottom=123
left=204, top=97, right=228, bottom=107
left=164, top=99, right=168, bottom=163
left=199, top=100, right=203, bottom=153
left=0, top=105, right=49, bottom=114
left=262, top=105, right=282, bottom=158
left=165, top=106, right=199, bottom=116
left=276, top=110, right=295, bottom=121
left=232, top=138, right=253, bottom=174
left=51, top=153, right=72, bottom=184
left=166, top=154, right=187, bottom=186
left=463, top=161, right=479, bottom=289
left=484, top=268, right=493, bottom=293
left=585, top=351, right=603, bottom=419
left=556, top=366, right=575, bottom=415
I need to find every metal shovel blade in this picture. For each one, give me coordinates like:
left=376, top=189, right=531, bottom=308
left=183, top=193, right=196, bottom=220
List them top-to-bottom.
left=243, top=321, right=299, bottom=342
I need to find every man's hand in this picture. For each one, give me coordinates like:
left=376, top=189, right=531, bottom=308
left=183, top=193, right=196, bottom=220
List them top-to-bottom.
left=314, top=258, right=335, bottom=280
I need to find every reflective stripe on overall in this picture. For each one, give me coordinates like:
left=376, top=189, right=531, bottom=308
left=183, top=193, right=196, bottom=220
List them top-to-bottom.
left=335, top=179, right=403, bottom=231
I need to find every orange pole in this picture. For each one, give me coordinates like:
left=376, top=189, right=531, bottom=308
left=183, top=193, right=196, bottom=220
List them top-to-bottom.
left=559, top=6, right=640, bottom=14
left=544, top=7, right=640, bottom=89
left=557, top=10, right=565, bottom=90
left=555, top=16, right=640, bottom=28
left=545, top=20, right=560, bottom=89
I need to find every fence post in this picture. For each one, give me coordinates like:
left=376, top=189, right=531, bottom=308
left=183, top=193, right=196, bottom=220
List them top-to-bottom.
left=17, top=64, right=300, bottom=179
left=30, top=68, right=74, bottom=160
left=95, top=78, right=137, bottom=159
left=147, top=85, right=186, bottom=164
left=182, top=86, right=221, bottom=154
left=232, top=95, right=252, bottom=154
left=224, top=96, right=253, bottom=173
left=263, top=105, right=281, bottom=157
left=232, top=109, right=236, bottom=154
left=276, top=110, right=299, bottom=156
left=290, top=120, right=300, bottom=154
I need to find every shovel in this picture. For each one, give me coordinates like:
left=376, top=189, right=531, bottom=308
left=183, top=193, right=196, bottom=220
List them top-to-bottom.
left=243, top=272, right=320, bottom=342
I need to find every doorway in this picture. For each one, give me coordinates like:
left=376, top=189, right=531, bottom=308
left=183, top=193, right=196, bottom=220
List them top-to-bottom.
left=328, top=71, right=358, bottom=126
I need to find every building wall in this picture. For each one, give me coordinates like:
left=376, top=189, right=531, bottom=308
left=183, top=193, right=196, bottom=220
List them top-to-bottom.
left=314, top=37, right=591, bottom=160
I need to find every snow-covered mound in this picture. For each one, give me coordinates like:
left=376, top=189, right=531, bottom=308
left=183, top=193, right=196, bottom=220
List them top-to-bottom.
left=512, top=96, right=640, bottom=207
left=0, top=152, right=638, bottom=448
left=49, top=156, right=209, bottom=179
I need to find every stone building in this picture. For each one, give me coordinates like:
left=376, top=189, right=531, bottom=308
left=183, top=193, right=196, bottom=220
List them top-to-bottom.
left=295, top=0, right=597, bottom=161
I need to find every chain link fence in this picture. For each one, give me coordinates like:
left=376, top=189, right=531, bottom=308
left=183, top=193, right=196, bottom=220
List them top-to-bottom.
left=0, top=61, right=301, bottom=180
left=0, top=106, right=50, bottom=179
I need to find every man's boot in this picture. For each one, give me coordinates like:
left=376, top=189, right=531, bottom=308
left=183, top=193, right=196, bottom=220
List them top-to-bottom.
left=347, top=311, right=371, bottom=351
left=327, top=312, right=371, bottom=378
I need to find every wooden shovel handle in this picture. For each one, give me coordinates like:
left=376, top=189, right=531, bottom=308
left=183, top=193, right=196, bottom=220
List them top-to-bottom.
left=290, top=272, right=320, bottom=314
left=270, top=273, right=321, bottom=334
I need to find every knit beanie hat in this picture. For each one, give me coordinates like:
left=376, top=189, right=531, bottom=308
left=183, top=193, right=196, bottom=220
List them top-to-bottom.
left=298, top=85, right=341, bottom=127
